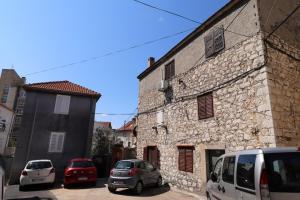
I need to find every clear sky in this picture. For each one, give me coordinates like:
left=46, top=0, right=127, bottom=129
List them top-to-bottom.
left=0, top=0, right=229, bottom=128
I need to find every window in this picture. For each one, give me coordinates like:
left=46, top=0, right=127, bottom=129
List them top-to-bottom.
left=204, top=27, right=225, bottom=58
left=165, top=60, right=175, bottom=80
left=1, top=85, right=10, bottom=103
left=198, top=93, right=214, bottom=120
left=54, top=95, right=71, bottom=115
left=14, top=116, right=22, bottom=127
left=48, top=132, right=65, bottom=153
left=143, top=146, right=160, bottom=169
left=178, top=146, right=194, bottom=173
left=265, top=152, right=300, bottom=193
left=237, top=155, right=256, bottom=190
left=222, top=156, right=235, bottom=184
left=213, top=158, right=223, bottom=182
left=26, top=161, right=52, bottom=169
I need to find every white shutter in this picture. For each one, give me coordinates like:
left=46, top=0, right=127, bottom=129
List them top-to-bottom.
left=54, top=95, right=70, bottom=114
left=48, top=132, right=65, bottom=153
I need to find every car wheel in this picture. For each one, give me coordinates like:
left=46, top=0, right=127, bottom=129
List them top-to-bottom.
left=156, top=176, right=162, bottom=187
left=134, top=181, right=143, bottom=195
left=108, top=186, right=116, bottom=193
left=206, top=192, right=211, bottom=200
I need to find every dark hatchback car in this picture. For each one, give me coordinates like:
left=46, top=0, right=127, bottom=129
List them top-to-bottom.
left=108, top=159, right=162, bottom=194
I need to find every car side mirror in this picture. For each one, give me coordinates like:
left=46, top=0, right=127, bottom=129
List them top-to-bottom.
left=210, top=172, right=218, bottom=182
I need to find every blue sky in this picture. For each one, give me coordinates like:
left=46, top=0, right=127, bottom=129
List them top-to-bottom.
left=0, top=0, right=229, bottom=128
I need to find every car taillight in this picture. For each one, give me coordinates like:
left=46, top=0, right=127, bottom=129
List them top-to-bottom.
left=50, top=168, right=55, bottom=174
left=128, top=168, right=138, bottom=176
left=110, top=169, right=114, bottom=176
left=260, top=169, right=270, bottom=200
left=21, top=171, right=27, bottom=176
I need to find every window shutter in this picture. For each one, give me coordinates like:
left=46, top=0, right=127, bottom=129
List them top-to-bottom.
left=214, top=27, right=225, bottom=53
left=204, top=33, right=214, bottom=58
left=170, top=61, right=175, bottom=78
left=165, top=64, right=170, bottom=80
left=206, top=93, right=214, bottom=118
left=54, top=95, right=71, bottom=115
left=198, top=96, right=206, bottom=119
left=48, top=133, right=58, bottom=152
left=56, top=133, right=65, bottom=152
left=143, top=147, right=148, bottom=161
left=153, top=147, right=160, bottom=169
left=178, top=148, right=186, bottom=171
left=185, top=149, right=193, bottom=173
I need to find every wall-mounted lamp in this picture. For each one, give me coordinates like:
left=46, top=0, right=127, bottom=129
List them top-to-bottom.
left=178, top=79, right=187, bottom=89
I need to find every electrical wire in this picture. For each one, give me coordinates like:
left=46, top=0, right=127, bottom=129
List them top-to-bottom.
left=132, top=0, right=252, bottom=38
left=24, top=28, right=195, bottom=76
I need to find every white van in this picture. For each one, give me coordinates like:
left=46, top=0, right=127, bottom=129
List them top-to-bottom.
left=206, top=147, right=300, bottom=200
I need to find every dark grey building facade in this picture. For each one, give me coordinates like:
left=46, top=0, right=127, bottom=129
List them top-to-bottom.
left=10, top=81, right=100, bottom=183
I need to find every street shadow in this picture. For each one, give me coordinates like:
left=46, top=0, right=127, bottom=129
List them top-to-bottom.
left=64, top=178, right=106, bottom=190
left=114, top=184, right=170, bottom=197
left=6, top=197, right=54, bottom=200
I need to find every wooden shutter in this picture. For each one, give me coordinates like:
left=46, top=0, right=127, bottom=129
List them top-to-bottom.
left=214, top=27, right=225, bottom=53
left=204, top=32, right=214, bottom=58
left=165, top=60, right=175, bottom=80
left=165, top=64, right=170, bottom=80
left=198, top=93, right=214, bottom=119
left=206, top=93, right=214, bottom=118
left=54, top=95, right=70, bottom=115
left=198, top=96, right=206, bottom=119
left=48, top=132, right=65, bottom=153
left=48, top=133, right=58, bottom=152
left=56, top=133, right=65, bottom=152
left=143, top=147, right=148, bottom=161
left=153, top=147, right=160, bottom=169
left=178, top=148, right=186, bottom=171
left=185, top=148, right=193, bottom=173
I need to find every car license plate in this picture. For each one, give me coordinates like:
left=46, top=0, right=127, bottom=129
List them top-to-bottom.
left=78, top=177, right=88, bottom=181
left=32, top=178, right=44, bottom=182
left=114, top=181, right=123, bottom=184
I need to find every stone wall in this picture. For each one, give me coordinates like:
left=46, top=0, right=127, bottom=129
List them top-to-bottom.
left=137, top=33, right=276, bottom=193
left=266, top=35, right=300, bottom=146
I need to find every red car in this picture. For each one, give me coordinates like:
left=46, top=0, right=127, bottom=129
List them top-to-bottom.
left=64, top=158, right=97, bottom=187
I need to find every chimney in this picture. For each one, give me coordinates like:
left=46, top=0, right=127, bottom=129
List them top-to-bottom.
left=147, top=57, right=155, bottom=68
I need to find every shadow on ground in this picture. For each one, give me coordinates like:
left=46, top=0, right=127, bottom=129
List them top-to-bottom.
left=114, top=184, right=170, bottom=197
left=6, top=197, right=54, bottom=200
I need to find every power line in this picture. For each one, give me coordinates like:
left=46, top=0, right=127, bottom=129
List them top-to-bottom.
left=132, top=0, right=252, bottom=38
left=132, top=0, right=201, bottom=24
left=266, top=4, right=300, bottom=39
left=24, top=28, right=195, bottom=76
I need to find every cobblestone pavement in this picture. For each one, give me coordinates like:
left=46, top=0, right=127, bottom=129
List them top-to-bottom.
left=4, top=179, right=201, bottom=200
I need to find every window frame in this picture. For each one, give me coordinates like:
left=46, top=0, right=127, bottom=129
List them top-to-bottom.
left=164, top=60, right=175, bottom=80
left=54, top=94, right=71, bottom=115
left=48, top=132, right=65, bottom=153
left=178, top=146, right=194, bottom=173
left=236, top=154, right=256, bottom=191
left=222, top=156, right=236, bottom=184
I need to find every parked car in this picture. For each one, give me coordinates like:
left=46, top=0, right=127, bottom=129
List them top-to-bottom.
left=206, top=147, right=300, bottom=200
left=64, top=158, right=97, bottom=187
left=19, top=159, right=55, bottom=191
left=108, top=159, right=162, bottom=195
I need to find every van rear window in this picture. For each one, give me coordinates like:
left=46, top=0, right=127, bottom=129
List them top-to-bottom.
left=264, top=152, right=300, bottom=193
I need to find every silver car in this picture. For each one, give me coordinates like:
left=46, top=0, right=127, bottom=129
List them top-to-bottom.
left=206, top=147, right=300, bottom=200
left=108, top=159, right=162, bottom=194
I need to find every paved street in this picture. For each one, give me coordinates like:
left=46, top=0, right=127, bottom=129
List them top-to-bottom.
left=4, top=179, right=201, bottom=200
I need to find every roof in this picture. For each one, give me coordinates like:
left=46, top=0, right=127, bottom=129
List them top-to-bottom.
left=137, top=0, right=248, bottom=80
left=23, top=80, right=101, bottom=99
left=118, top=120, right=135, bottom=131
left=95, top=121, right=112, bottom=129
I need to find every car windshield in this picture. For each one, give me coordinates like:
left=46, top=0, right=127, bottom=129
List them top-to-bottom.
left=264, top=152, right=300, bottom=193
left=26, top=161, right=52, bottom=170
left=69, top=161, right=94, bottom=168
left=114, top=161, right=134, bottom=169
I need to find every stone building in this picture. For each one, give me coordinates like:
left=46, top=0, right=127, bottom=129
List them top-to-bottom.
left=136, top=0, right=300, bottom=194
left=0, top=69, right=26, bottom=155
